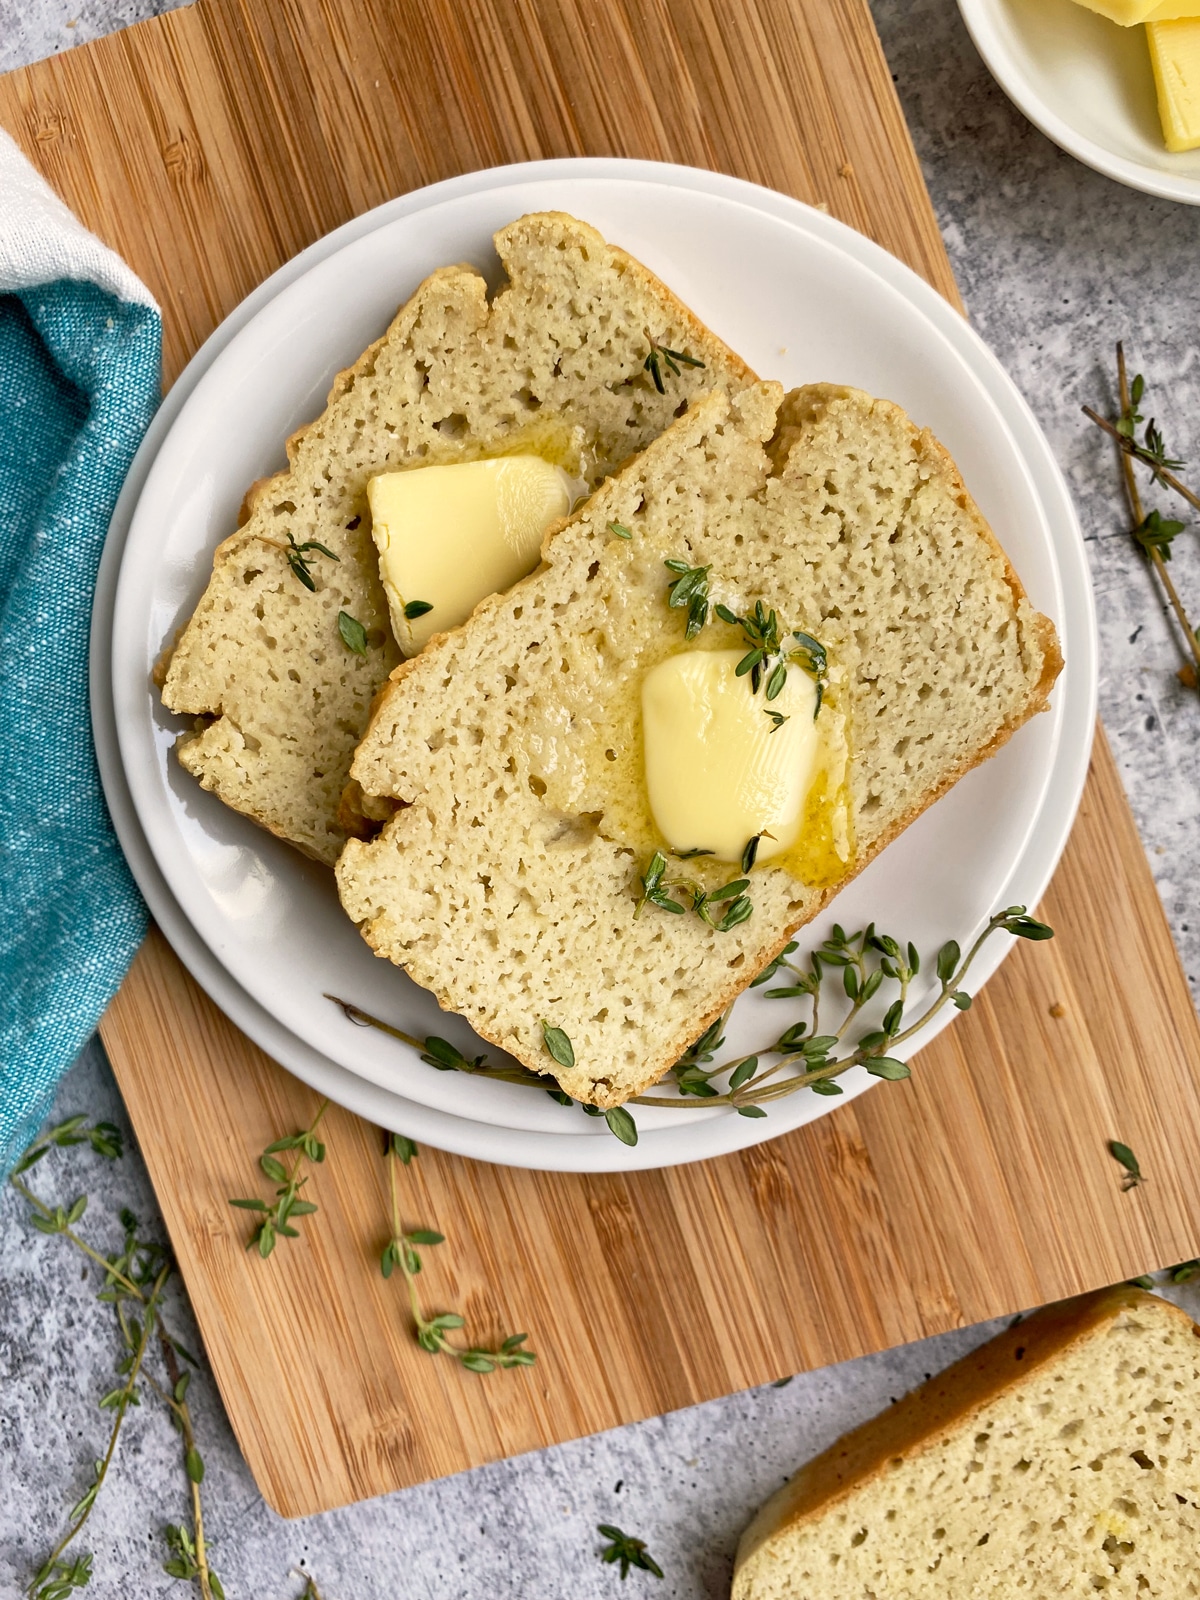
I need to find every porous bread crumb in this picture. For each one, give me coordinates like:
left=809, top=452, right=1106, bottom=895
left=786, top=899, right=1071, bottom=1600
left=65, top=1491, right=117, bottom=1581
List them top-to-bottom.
left=160, top=212, right=756, bottom=863
left=336, top=381, right=1061, bottom=1105
left=733, top=1287, right=1200, bottom=1600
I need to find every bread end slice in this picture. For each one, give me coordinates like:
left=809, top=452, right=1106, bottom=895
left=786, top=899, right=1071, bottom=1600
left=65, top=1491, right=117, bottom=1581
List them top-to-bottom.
left=734, top=1287, right=1200, bottom=1600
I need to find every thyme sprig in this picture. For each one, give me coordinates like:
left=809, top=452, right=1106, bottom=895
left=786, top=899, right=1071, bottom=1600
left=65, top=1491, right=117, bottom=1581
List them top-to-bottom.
left=643, top=338, right=705, bottom=395
left=1083, top=345, right=1200, bottom=690
left=663, top=558, right=711, bottom=638
left=715, top=601, right=828, bottom=715
left=634, top=849, right=753, bottom=931
left=631, top=908, right=1053, bottom=1122
left=331, top=909, right=1052, bottom=1145
left=229, top=1099, right=329, bottom=1258
left=12, top=1120, right=220, bottom=1600
left=381, top=1134, right=536, bottom=1372
left=598, top=1523, right=664, bottom=1580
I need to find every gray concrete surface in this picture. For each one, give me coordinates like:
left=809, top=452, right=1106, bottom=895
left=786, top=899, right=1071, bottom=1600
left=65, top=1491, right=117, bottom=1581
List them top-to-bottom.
left=2, top=1, right=1199, bottom=1595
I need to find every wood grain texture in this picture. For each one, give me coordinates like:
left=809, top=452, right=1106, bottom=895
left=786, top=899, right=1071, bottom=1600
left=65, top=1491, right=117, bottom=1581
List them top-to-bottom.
left=3, top=0, right=1199, bottom=1519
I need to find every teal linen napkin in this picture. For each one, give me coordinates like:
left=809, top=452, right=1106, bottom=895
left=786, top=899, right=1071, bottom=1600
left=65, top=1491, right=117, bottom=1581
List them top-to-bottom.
left=0, top=135, right=162, bottom=1172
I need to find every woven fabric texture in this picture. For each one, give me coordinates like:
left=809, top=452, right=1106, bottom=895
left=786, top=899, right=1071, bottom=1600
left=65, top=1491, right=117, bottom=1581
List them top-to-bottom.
left=0, top=276, right=160, bottom=1172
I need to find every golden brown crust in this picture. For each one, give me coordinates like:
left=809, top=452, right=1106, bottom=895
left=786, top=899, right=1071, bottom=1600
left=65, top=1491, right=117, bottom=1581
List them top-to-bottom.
left=345, top=380, right=1063, bottom=1107
left=733, top=1287, right=1198, bottom=1590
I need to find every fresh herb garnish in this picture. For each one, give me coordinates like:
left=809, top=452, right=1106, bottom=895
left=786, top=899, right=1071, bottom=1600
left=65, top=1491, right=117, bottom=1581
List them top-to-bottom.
left=643, top=339, right=705, bottom=395
left=1083, top=344, right=1200, bottom=691
left=1133, top=508, right=1187, bottom=561
left=608, top=521, right=633, bottom=540
left=282, top=531, right=338, bottom=591
left=663, top=558, right=711, bottom=639
left=403, top=599, right=434, bottom=620
left=715, top=601, right=828, bottom=716
left=337, top=609, right=369, bottom=654
left=764, top=708, right=789, bottom=732
left=741, top=834, right=764, bottom=873
left=634, top=850, right=753, bottom=932
left=631, top=908, right=1054, bottom=1119
left=331, top=911, right=1054, bottom=1144
left=541, top=1021, right=576, bottom=1069
left=229, top=1100, right=329, bottom=1257
left=12, top=1119, right=220, bottom=1600
left=381, top=1133, right=536, bottom=1371
left=1108, top=1139, right=1145, bottom=1191
left=598, top=1523, right=664, bottom=1580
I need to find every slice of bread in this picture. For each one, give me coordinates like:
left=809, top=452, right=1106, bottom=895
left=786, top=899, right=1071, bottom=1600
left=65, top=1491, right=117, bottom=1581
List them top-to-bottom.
left=160, top=212, right=757, bottom=864
left=336, top=380, right=1061, bottom=1106
left=733, top=1287, right=1200, bottom=1600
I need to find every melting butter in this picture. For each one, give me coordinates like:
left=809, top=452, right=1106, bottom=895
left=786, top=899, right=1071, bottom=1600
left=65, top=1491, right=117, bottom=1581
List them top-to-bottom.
left=368, top=456, right=573, bottom=654
left=641, top=649, right=823, bottom=864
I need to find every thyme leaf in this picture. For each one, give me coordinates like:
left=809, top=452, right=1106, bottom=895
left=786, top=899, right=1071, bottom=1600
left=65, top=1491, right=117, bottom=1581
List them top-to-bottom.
left=643, top=337, right=705, bottom=394
left=1083, top=345, right=1200, bottom=690
left=608, top=521, right=633, bottom=540
left=283, top=532, right=338, bottom=591
left=663, top=557, right=711, bottom=638
left=403, top=599, right=433, bottom=620
left=337, top=610, right=369, bottom=654
left=332, top=909, right=1054, bottom=1148
left=541, top=1021, right=576, bottom=1069
left=1108, top=1140, right=1145, bottom=1191
left=598, top=1523, right=664, bottom=1580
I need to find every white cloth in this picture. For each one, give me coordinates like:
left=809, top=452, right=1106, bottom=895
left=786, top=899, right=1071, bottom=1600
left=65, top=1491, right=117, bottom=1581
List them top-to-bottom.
left=0, top=127, right=157, bottom=306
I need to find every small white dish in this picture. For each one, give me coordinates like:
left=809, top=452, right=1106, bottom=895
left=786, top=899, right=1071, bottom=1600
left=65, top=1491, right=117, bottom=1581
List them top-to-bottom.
left=959, top=0, right=1200, bottom=203
left=100, top=159, right=1096, bottom=1172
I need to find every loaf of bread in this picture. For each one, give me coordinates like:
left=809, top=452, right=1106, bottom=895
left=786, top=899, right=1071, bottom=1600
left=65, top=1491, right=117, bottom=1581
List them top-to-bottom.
left=160, top=212, right=756, bottom=863
left=337, top=380, right=1061, bottom=1106
left=733, top=1286, right=1200, bottom=1599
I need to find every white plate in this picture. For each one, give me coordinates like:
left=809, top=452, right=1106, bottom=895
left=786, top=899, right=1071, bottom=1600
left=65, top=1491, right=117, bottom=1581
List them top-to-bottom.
left=959, top=0, right=1200, bottom=203
left=103, top=159, right=1096, bottom=1172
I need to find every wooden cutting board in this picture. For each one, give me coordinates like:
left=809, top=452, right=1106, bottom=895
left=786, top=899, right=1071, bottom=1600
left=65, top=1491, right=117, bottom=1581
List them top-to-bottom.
left=4, top=0, right=1200, bottom=1521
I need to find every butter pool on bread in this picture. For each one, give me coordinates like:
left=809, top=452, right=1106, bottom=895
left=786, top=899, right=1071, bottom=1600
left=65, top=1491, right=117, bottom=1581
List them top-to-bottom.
left=159, top=213, right=757, bottom=864
left=337, top=381, right=1061, bottom=1109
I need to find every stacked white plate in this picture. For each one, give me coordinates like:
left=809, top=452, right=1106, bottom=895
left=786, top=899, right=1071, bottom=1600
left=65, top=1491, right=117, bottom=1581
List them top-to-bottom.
left=93, top=159, right=1097, bottom=1173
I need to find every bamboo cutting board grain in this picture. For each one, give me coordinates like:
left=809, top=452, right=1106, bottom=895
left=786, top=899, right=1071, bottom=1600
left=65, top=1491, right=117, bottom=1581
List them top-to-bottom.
left=3, top=0, right=1200, bottom=1519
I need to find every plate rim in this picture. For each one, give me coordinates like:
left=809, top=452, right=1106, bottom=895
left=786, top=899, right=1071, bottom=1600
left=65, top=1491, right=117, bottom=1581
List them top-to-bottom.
left=957, top=0, right=1200, bottom=205
left=96, top=156, right=1097, bottom=1172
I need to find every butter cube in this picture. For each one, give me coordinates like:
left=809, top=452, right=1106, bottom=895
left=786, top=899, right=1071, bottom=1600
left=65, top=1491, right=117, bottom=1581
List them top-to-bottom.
left=1070, top=0, right=1197, bottom=21
left=1070, top=0, right=1169, bottom=22
left=1149, top=19, right=1200, bottom=149
left=368, top=456, right=571, bottom=654
left=641, top=650, right=820, bottom=864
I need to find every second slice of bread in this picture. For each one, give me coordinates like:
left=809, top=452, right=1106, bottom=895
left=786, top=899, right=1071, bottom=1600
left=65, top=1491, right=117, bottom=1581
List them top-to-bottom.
left=160, top=212, right=756, bottom=864
left=337, top=381, right=1061, bottom=1106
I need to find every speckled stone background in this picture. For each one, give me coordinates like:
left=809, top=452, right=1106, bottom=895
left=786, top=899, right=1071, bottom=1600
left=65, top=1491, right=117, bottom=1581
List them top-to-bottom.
left=1, top=2, right=1199, bottom=1595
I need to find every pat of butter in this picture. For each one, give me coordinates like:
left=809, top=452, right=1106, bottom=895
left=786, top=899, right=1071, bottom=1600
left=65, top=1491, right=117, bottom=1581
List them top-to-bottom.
left=1069, top=1, right=1197, bottom=22
left=1149, top=19, right=1200, bottom=148
left=368, top=456, right=572, bottom=654
left=641, top=650, right=820, bottom=864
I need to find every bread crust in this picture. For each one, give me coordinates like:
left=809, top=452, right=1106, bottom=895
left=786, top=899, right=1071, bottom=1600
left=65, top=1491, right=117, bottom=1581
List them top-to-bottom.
left=161, top=214, right=757, bottom=863
left=342, top=382, right=1063, bottom=1107
left=732, top=1287, right=1199, bottom=1596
